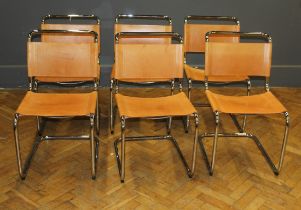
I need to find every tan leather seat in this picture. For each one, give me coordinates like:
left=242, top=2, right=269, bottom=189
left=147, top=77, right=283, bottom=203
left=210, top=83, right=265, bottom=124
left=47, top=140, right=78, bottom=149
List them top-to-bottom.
left=184, top=64, right=248, bottom=82
left=206, top=90, right=287, bottom=114
left=17, top=91, right=97, bottom=117
left=116, top=92, right=196, bottom=118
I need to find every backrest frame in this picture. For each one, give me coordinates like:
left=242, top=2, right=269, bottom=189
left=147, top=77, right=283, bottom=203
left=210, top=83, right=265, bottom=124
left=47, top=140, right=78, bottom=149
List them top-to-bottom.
left=114, top=14, right=172, bottom=44
left=184, top=15, right=240, bottom=64
left=27, top=29, right=99, bottom=91
left=204, top=31, right=272, bottom=91
left=114, top=32, right=184, bottom=82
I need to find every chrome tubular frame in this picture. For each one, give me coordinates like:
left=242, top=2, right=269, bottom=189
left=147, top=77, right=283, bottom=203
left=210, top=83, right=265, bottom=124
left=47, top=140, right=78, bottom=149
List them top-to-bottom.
left=41, top=14, right=100, bottom=24
left=115, top=14, right=172, bottom=25
left=184, top=16, right=240, bottom=25
left=28, top=29, right=98, bottom=42
left=205, top=31, right=272, bottom=43
left=115, top=32, right=183, bottom=43
left=199, top=32, right=289, bottom=176
left=13, top=113, right=99, bottom=180
left=114, top=113, right=199, bottom=183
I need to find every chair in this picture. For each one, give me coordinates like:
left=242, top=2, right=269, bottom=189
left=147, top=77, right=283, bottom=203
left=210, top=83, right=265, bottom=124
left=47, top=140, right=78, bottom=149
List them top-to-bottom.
left=38, top=14, right=101, bottom=134
left=110, top=14, right=173, bottom=134
left=184, top=16, right=250, bottom=132
left=13, top=30, right=100, bottom=180
left=199, top=31, right=289, bottom=176
left=113, top=32, right=199, bottom=182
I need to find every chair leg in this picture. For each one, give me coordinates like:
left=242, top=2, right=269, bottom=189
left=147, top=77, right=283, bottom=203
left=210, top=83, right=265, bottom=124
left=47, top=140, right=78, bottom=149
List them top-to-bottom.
left=109, top=79, right=114, bottom=134
left=185, top=79, right=192, bottom=133
left=242, top=79, right=251, bottom=131
left=167, top=80, right=175, bottom=135
left=96, top=94, right=100, bottom=136
left=199, top=111, right=219, bottom=176
left=200, top=111, right=289, bottom=176
left=252, top=111, right=290, bottom=175
left=210, top=112, right=219, bottom=175
left=277, top=112, right=290, bottom=172
left=13, top=113, right=41, bottom=180
left=13, top=113, right=25, bottom=179
left=189, top=113, right=199, bottom=177
left=90, top=114, right=96, bottom=180
left=37, top=116, right=42, bottom=136
left=120, top=117, right=126, bottom=183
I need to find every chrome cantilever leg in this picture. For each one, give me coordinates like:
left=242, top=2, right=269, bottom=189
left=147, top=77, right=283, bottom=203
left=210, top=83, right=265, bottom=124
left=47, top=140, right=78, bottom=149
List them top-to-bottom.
left=109, top=79, right=114, bottom=134
left=185, top=79, right=192, bottom=132
left=242, top=79, right=251, bottom=131
left=167, top=80, right=175, bottom=135
left=96, top=93, right=100, bottom=136
left=198, top=111, right=219, bottom=176
left=252, top=111, right=290, bottom=175
left=199, top=112, right=290, bottom=176
left=13, top=113, right=42, bottom=180
left=13, top=113, right=98, bottom=180
left=189, top=113, right=199, bottom=177
left=90, top=114, right=96, bottom=180
left=114, top=114, right=199, bottom=182
left=120, top=117, right=126, bottom=182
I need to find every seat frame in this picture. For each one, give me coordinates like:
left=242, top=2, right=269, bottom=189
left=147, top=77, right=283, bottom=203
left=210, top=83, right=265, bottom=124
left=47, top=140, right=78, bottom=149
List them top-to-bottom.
left=110, top=14, right=176, bottom=135
left=184, top=16, right=250, bottom=133
left=13, top=30, right=100, bottom=180
left=199, top=31, right=290, bottom=176
left=113, top=32, right=199, bottom=183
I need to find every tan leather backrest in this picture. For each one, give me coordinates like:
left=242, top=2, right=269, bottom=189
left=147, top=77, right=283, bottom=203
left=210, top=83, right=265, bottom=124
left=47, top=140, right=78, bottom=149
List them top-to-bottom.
left=41, top=24, right=101, bottom=51
left=114, top=24, right=172, bottom=44
left=184, top=24, right=240, bottom=53
left=28, top=42, right=98, bottom=78
left=205, top=42, right=272, bottom=77
left=115, top=43, right=183, bottom=80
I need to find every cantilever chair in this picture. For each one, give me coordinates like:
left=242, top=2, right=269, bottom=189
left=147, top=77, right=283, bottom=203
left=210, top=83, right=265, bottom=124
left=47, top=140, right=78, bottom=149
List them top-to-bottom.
left=38, top=14, right=101, bottom=134
left=110, top=14, right=173, bottom=134
left=184, top=16, right=250, bottom=132
left=13, top=30, right=100, bottom=180
left=199, top=31, right=289, bottom=176
left=113, top=32, right=199, bottom=183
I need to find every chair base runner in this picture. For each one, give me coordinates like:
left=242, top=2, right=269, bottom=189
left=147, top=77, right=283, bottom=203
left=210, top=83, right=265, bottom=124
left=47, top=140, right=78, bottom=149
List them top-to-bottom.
left=13, top=114, right=99, bottom=180
left=199, top=115, right=289, bottom=176
left=114, top=135, right=194, bottom=183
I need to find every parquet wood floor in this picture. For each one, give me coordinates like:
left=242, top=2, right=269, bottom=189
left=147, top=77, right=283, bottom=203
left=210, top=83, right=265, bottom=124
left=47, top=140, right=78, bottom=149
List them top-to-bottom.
left=0, top=87, right=300, bottom=209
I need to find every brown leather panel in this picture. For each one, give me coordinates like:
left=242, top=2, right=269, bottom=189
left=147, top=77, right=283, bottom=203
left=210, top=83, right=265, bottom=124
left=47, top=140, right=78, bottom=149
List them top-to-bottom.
left=41, top=24, right=101, bottom=50
left=114, top=24, right=172, bottom=44
left=184, top=24, right=240, bottom=53
left=28, top=42, right=98, bottom=78
left=205, top=42, right=272, bottom=77
left=115, top=44, right=183, bottom=80
left=111, top=63, right=171, bottom=82
left=184, top=64, right=248, bottom=82
left=206, top=90, right=287, bottom=114
left=16, top=91, right=97, bottom=116
left=115, top=92, right=196, bottom=118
